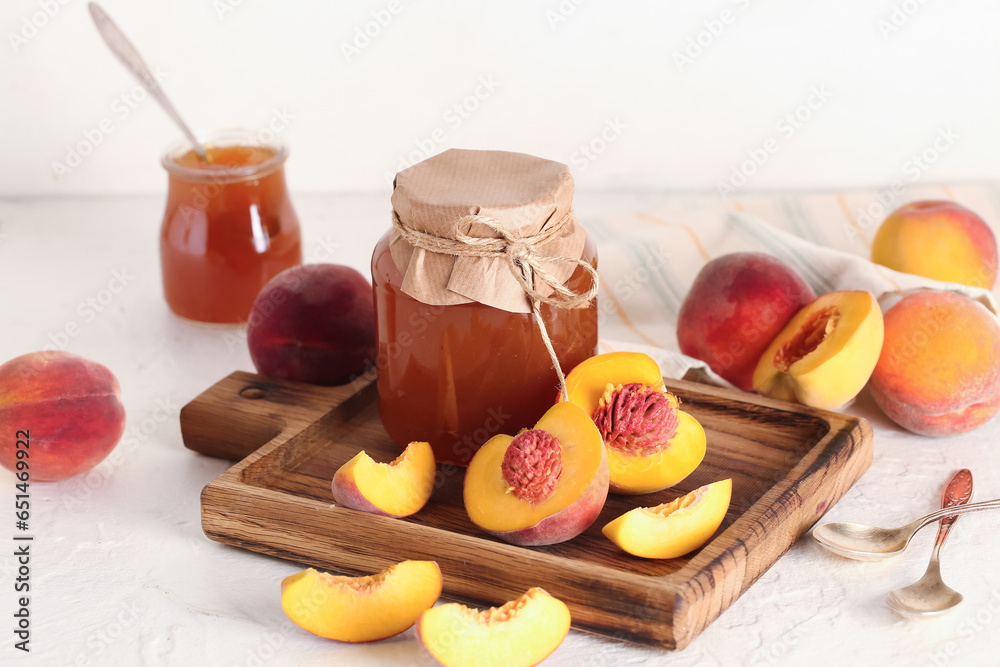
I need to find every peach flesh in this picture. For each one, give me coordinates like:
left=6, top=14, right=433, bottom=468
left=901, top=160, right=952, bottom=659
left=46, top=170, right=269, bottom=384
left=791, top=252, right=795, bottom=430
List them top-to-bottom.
left=753, top=290, right=883, bottom=410
left=773, top=306, right=837, bottom=372
left=563, top=353, right=706, bottom=495
left=464, top=402, right=609, bottom=547
left=605, top=409, right=706, bottom=496
left=331, top=441, right=436, bottom=517
left=489, top=459, right=608, bottom=547
left=602, top=478, right=732, bottom=559
left=281, top=560, right=442, bottom=643
left=417, top=587, right=571, bottom=667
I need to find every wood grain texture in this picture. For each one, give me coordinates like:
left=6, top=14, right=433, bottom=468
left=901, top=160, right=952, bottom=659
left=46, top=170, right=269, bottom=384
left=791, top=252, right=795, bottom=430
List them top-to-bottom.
left=184, top=371, right=873, bottom=650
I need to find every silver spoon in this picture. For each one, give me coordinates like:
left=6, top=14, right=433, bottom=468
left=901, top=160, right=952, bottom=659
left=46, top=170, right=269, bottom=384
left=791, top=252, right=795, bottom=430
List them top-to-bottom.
left=88, top=3, right=210, bottom=163
left=885, top=469, right=972, bottom=617
left=812, top=496, right=1000, bottom=561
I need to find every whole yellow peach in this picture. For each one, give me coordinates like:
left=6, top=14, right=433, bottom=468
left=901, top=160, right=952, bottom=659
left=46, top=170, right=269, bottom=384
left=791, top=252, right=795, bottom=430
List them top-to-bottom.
left=871, top=201, right=997, bottom=288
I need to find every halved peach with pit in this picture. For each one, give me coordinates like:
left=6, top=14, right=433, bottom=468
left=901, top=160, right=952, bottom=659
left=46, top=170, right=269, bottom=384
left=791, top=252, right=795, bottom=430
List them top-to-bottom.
left=752, top=290, right=884, bottom=410
left=563, top=352, right=707, bottom=495
left=464, top=402, right=609, bottom=547
left=331, top=441, right=436, bottom=517
left=603, top=479, right=732, bottom=559
left=281, top=560, right=442, bottom=642
left=417, top=587, right=570, bottom=667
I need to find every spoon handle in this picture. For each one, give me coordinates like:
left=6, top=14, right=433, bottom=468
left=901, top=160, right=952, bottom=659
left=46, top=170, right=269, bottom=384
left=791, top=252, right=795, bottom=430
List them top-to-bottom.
left=88, top=3, right=208, bottom=162
left=935, top=469, right=973, bottom=546
left=912, top=497, right=1000, bottom=534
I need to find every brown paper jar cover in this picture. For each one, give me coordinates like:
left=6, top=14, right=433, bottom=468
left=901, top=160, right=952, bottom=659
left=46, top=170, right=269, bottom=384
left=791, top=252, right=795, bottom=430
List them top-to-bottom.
left=389, top=148, right=586, bottom=314
left=373, top=149, right=598, bottom=465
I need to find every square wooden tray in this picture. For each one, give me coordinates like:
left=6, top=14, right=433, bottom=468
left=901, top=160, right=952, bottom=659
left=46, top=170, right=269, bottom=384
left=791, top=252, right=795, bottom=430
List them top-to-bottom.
left=181, top=371, right=872, bottom=650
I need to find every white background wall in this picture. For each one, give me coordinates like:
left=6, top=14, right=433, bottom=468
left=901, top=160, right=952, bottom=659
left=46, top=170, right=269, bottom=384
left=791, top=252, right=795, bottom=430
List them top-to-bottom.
left=2, top=0, right=1000, bottom=197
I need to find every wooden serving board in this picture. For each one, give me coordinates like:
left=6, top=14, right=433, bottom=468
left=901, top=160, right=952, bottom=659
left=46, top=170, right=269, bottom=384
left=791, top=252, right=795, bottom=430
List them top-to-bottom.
left=182, top=371, right=872, bottom=650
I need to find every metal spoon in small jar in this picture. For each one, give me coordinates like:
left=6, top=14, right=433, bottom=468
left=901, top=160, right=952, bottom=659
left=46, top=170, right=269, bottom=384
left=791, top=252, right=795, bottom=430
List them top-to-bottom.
left=88, top=3, right=210, bottom=163
left=885, top=469, right=972, bottom=617
left=812, top=496, right=1000, bottom=561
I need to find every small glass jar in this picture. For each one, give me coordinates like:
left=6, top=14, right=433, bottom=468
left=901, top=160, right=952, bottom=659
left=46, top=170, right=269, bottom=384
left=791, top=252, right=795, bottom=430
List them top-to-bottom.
left=159, top=129, right=302, bottom=323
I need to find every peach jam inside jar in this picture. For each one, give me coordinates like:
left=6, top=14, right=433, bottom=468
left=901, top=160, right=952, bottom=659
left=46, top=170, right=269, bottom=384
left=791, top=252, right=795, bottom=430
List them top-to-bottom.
left=159, top=130, right=302, bottom=324
left=372, top=234, right=598, bottom=466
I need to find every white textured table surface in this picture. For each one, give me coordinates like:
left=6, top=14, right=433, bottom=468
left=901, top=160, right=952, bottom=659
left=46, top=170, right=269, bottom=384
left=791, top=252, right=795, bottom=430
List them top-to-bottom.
left=1, top=193, right=999, bottom=667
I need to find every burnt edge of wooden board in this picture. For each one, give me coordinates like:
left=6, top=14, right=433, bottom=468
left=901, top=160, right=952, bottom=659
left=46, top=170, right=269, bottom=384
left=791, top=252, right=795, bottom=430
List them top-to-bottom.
left=192, top=372, right=873, bottom=650
left=672, top=415, right=872, bottom=648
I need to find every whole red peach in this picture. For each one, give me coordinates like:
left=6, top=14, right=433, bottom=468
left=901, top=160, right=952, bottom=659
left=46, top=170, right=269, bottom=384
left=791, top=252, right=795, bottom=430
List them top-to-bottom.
left=677, top=252, right=815, bottom=391
left=247, top=264, right=376, bottom=386
left=0, top=351, right=126, bottom=481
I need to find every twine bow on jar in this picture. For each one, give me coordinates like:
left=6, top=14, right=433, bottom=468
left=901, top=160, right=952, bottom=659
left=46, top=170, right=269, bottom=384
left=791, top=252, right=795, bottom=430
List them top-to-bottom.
left=391, top=209, right=599, bottom=400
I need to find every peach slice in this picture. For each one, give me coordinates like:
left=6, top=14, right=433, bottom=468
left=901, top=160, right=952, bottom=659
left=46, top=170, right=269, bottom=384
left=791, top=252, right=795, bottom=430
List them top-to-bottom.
left=752, top=290, right=884, bottom=410
left=563, top=352, right=707, bottom=495
left=464, top=402, right=609, bottom=547
left=331, top=441, right=436, bottom=517
left=603, top=479, right=732, bottom=559
left=281, top=560, right=442, bottom=642
left=416, top=587, right=570, bottom=667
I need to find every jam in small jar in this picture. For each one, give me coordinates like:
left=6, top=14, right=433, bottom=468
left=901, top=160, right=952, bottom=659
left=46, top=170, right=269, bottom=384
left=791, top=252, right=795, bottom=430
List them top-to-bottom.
left=160, top=129, right=302, bottom=323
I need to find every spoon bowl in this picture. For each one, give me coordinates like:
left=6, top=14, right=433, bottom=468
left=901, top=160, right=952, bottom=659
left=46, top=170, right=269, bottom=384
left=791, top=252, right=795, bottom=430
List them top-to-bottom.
left=884, top=469, right=972, bottom=618
left=811, top=521, right=913, bottom=561
left=885, top=569, right=964, bottom=618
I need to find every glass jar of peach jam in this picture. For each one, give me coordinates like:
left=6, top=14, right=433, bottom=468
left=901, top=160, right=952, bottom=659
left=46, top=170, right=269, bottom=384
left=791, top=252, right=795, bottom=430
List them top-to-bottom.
left=159, top=130, right=302, bottom=323
left=372, top=149, right=598, bottom=466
